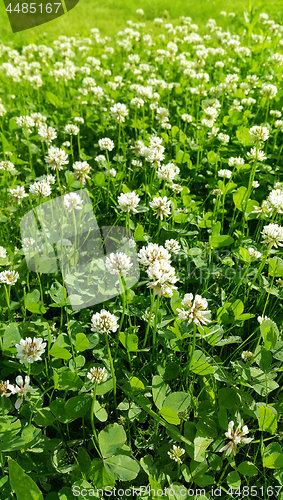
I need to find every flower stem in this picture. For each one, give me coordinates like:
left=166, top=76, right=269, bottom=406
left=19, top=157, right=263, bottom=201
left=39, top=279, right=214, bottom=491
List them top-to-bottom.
left=143, top=289, right=156, bottom=348
left=104, top=331, right=117, bottom=413
left=90, top=382, right=101, bottom=456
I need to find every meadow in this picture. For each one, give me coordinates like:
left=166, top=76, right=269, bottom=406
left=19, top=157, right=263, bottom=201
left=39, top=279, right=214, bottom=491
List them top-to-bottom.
left=1, top=2, right=283, bottom=499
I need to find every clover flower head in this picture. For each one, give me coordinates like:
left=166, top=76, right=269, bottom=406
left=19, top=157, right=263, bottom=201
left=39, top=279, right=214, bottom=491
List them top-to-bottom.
left=117, top=191, right=140, bottom=213
left=64, top=192, right=83, bottom=212
left=149, top=196, right=171, bottom=220
left=105, top=252, right=133, bottom=277
left=0, top=270, right=19, bottom=285
left=177, top=293, right=211, bottom=326
left=91, top=309, right=119, bottom=334
left=15, top=337, right=46, bottom=364
left=87, top=367, right=107, bottom=384
left=8, top=376, right=37, bottom=409
left=219, top=420, right=253, bottom=456
left=168, top=445, right=185, bottom=464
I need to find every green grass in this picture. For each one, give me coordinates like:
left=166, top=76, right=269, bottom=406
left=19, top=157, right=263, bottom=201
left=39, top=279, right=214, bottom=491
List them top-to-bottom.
left=0, top=0, right=282, bottom=46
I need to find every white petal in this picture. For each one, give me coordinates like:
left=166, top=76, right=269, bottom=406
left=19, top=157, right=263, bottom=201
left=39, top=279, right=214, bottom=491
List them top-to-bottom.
left=15, top=375, right=23, bottom=386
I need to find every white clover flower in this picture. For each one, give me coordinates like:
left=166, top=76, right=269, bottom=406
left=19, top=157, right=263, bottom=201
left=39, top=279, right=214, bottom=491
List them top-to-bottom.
left=136, top=8, right=144, bottom=16
left=154, top=18, right=164, bottom=26
left=260, top=84, right=277, bottom=99
left=131, top=97, right=144, bottom=108
left=231, top=99, right=243, bottom=112
left=110, top=103, right=129, bottom=123
left=0, top=104, right=7, bottom=116
left=204, top=106, right=219, bottom=120
left=156, top=107, right=169, bottom=123
left=270, top=110, right=281, bottom=118
left=31, top=112, right=47, bottom=127
left=181, top=113, right=193, bottom=123
left=15, top=115, right=35, bottom=133
left=74, top=117, right=84, bottom=124
left=202, top=118, right=215, bottom=128
left=275, top=120, right=283, bottom=132
left=64, top=124, right=79, bottom=135
left=38, top=125, right=57, bottom=144
left=249, top=125, right=269, bottom=143
left=207, top=126, right=219, bottom=138
left=218, top=133, right=230, bottom=145
left=141, top=135, right=165, bottom=165
left=99, top=138, right=115, bottom=151
left=62, top=141, right=71, bottom=148
left=45, top=146, right=69, bottom=170
left=247, top=147, right=267, bottom=162
left=95, top=155, right=107, bottom=166
left=228, top=157, right=244, bottom=168
left=132, top=159, right=142, bottom=167
left=0, top=160, right=16, bottom=172
left=72, top=161, right=91, bottom=183
left=157, top=163, right=180, bottom=182
left=109, top=168, right=117, bottom=177
left=218, top=169, right=232, bottom=179
left=41, top=174, right=55, bottom=185
left=29, top=180, right=52, bottom=198
left=252, top=181, right=259, bottom=188
left=171, top=183, right=183, bottom=193
left=10, top=186, right=29, bottom=204
left=267, top=189, right=283, bottom=214
left=117, top=191, right=140, bottom=213
left=64, top=193, right=83, bottom=212
left=149, top=196, right=171, bottom=220
left=252, top=200, right=272, bottom=218
left=261, top=223, right=283, bottom=248
left=22, top=237, right=36, bottom=251
left=165, top=239, right=181, bottom=254
left=138, top=243, right=171, bottom=267
left=0, top=246, right=7, bottom=258
left=248, top=247, right=262, bottom=259
left=105, top=252, right=133, bottom=277
left=147, top=260, right=178, bottom=298
left=0, top=270, right=19, bottom=285
left=176, top=293, right=211, bottom=326
left=91, top=309, right=119, bottom=334
left=142, top=310, right=155, bottom=324
left=257, top=315, right=271, bottom=324
left=16, top=337, right=46, bottom=364
left=241, top=351, right=253, bottom=362
left=87, top=367, right=108, bottom=384
left=8, top=375, right=37, bottom=409
left=0, top=380, right=13, bottom=397
left=219, top=421, right=253, bottom=456
left=168, top=445, right=185, bottom=464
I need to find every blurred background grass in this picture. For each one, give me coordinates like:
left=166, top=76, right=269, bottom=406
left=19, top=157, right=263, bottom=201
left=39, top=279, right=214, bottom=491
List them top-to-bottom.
left=0, top=0, right=282, bottom=45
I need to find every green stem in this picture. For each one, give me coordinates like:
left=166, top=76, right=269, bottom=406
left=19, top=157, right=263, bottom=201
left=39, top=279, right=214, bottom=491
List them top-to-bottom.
left=56, top=168, right=63, bottom=195
left=36, top=272, right=44, bottom=304
left=4, top=284, right=10, bottom=310
left=143, top=289, right=156, bottom=348
left=152, top=294, right=160, bottom=359
left=189, top=324, right=196, bottom=370
left=104, top=331, right=117, bottom=412
left=90, top=382, right=101, bottom=456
